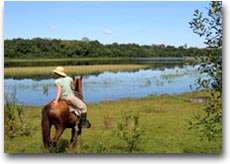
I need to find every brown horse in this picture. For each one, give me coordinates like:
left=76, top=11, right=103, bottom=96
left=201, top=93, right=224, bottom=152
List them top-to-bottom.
left=41, top=76, right=83, bottom=148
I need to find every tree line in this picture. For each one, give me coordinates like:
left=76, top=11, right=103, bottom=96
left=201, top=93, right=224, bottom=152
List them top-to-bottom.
left=4, top=38, right=207, bottom=58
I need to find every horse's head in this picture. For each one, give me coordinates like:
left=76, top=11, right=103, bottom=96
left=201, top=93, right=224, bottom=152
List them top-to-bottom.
left=72, top=76, right=83, bottom=100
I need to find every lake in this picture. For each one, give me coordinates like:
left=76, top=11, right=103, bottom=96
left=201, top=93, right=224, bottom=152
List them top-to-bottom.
left=4, top=63, right=208, bottom=106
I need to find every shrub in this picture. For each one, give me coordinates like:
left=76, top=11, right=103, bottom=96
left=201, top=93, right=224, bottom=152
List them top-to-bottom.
left=4, top=89, right=31, bottom=138
left=116, top=111, right=144, bottom=152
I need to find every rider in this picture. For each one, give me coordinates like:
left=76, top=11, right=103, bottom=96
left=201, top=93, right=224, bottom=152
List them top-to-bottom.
left=53, top=66, right=91, bottom=128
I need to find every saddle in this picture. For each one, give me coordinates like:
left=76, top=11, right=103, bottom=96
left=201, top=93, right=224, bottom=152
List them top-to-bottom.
left=66, top=101, right=81, bottom=117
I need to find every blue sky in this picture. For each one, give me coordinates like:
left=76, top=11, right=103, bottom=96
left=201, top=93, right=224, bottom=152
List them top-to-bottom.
left=4, top=1, right=210, bottom=48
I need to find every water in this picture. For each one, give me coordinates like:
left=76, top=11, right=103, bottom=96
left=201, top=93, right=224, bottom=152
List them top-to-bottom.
left=4, top=65, right=208, bottom=106
left=189, top=97, right=208, bottom=103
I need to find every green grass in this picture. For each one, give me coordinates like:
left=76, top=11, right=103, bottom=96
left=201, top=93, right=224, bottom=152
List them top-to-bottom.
left=4, top=91, right=222, bottom=153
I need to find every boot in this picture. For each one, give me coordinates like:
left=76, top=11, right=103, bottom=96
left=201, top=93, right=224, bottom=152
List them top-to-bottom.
left=80, top=113, right=91, bottom=128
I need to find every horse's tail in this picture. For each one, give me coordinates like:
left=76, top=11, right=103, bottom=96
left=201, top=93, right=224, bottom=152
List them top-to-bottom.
left=41, top=104, right=51, bottom=148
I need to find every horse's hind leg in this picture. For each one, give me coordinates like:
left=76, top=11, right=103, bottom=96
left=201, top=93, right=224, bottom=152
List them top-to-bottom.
left=51, top=125, right=65, bottom=146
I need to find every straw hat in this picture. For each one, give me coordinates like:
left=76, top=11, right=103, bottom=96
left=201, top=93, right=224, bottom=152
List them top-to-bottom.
left=53, top=66, right=67, bottom=77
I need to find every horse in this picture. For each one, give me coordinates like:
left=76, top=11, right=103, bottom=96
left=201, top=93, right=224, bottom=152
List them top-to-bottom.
left=41, top=76, right=83, bottom=148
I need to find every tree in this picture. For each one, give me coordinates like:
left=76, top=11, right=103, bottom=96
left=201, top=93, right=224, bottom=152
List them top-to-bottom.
left=189, top=1, right=222, bottom=141
left=81, top=37, right=90, bottom=43
left=4, top=38, right=206, bottom=59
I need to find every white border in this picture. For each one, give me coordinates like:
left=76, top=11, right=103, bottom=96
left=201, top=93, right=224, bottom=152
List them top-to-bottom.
left=1, top=1, right=229, bottom=164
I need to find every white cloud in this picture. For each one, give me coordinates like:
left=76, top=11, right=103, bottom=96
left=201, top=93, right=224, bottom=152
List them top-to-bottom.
left=48, top=25, right=56, bottom=30
left=104, top=28, right=112, bottom=35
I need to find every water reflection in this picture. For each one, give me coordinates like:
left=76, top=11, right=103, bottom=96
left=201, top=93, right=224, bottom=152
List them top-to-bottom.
left=5, top=57, right=185, bottom=68
left=4, top=65, right=207, bottom=106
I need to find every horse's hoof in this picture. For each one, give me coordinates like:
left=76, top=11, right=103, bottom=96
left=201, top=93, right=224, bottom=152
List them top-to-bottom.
left=49, top=140, right=56, bottom=147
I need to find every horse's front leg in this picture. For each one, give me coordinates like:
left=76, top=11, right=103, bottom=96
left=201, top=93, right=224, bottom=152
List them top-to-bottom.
left=77, top=123, right=82, bottom=135
left=69, top=127, right=79, bottom=149
left=70, top=127, right=76, bottom=143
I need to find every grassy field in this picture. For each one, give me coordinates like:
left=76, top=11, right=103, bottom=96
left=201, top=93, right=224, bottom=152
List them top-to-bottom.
left=4, top=64, right=150, bottom=79
left=4, top=91, right=222, bottom=153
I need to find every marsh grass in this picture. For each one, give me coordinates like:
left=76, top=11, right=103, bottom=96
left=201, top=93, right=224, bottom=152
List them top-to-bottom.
left=4, top=64, right=149, bottom=79
left=4, top=91, right=222, bottom=153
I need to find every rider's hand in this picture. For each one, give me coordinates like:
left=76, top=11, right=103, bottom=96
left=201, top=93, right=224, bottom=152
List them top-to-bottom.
left=53, top=100, right=59, bottom=106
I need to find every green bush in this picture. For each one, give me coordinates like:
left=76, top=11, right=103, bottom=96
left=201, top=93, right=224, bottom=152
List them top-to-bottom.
left=4, top=90, right=31, bottom=138
left=116, top=111, right=144, bottom=152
